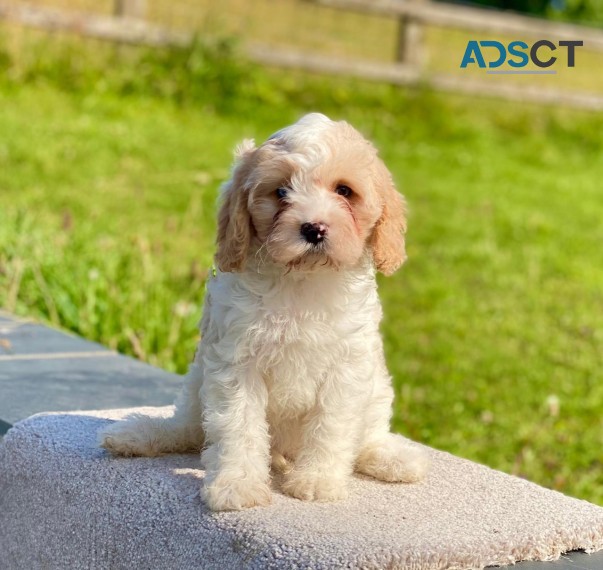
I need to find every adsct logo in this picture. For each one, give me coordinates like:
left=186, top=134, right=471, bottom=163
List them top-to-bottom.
left=460, top=40, right=583, bottom=74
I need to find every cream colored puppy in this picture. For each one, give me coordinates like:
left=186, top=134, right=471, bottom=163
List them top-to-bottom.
left=99, top=113, right=428, bottom=511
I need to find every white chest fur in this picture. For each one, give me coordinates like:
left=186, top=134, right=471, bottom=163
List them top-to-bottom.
left=199, top=261, right=382, bottom=418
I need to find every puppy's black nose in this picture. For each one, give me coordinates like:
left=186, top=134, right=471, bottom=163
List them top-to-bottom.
left=300, top=222, right=328, bottom=245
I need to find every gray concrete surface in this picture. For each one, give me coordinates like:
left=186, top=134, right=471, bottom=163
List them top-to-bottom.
left=0, top=310, right=179, bottom=433
left=515, top=551, right=603, bottom=569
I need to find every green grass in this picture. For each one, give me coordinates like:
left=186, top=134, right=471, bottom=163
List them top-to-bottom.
left=1, top=36, right=603, bottom=504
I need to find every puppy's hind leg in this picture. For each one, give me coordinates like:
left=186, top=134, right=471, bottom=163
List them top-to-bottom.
left=99, top=375, right=204, bottom=457
left=355, top=375, right=429, bottom=483
left=356, top=433, right=428, bottom=483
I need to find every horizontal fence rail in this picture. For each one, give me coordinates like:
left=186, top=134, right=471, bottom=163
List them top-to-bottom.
left=309, top=0, right=603, bottom=52
left=0, top=3, right=188, bottom=46
left=248, top=44, right=603, bottom=110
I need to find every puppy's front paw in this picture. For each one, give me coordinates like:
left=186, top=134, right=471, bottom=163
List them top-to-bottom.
left=282, top=470, right=348, bottom=502
left=202, top=475, right=272, bottom=511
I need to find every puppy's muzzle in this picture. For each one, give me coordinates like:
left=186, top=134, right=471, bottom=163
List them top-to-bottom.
left=300, top=222, right=328, bottom=245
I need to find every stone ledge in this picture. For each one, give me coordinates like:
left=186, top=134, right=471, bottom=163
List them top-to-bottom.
left=0, top=311, right=179, bottom=427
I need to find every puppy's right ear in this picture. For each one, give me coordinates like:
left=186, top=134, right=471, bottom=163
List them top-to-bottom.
left=215, top=140, right=256, bottom=272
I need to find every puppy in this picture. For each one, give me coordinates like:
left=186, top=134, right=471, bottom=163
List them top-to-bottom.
left=99, top=113, right=428, bottom=511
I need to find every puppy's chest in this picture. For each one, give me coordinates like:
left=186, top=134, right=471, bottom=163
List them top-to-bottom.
left=249, top=308, right=343, bottom=364
left=249, top=308, right=357, bottom=414
left=257, top=314, right=327, bottom=414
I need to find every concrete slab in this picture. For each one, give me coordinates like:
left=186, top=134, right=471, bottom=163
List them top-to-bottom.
left=0, top=310, right=18, bottom=323
left=0, top=312, right=180, bottom=429
left=0, top=322, right=109, bottom=357
left=0, top=356, right=180, bottom=425
left=515, top=551, right=603, bottom=569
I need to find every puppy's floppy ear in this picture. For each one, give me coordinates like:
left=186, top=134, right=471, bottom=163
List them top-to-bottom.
left=215, top=140, right=256, bottom=272
left=370, top=159, right=407, bottom=276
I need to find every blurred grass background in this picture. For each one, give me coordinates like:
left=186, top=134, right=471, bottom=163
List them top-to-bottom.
left=5, top=0, right=603, bottom=91
left=1, top=2, right=603, bottom=504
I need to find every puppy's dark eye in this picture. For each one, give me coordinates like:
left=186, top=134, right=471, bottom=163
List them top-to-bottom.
left=335, top=184, right=353, bottom=198
left=276, top=187, right=288, bottom=200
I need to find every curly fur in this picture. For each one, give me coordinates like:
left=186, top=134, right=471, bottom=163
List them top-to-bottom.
left=99, top=113, right=428, bottom=511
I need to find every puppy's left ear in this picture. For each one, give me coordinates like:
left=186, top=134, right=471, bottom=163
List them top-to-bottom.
left=215, top=140, right=256, bottom=272
left=370, top=159, right=407, bottom=276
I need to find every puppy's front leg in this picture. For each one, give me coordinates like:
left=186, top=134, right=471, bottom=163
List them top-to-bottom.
left=200, top=357, right=272, bottom=511
left=282, top=365, right=368, bottom=502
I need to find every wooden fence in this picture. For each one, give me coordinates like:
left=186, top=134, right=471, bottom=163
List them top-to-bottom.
left=1, top=0, right=603, bottom=110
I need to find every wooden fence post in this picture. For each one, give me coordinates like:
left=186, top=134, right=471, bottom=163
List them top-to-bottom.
left=114, top=0, right=146, bottom=19
left=396, top=0, right=424, bottom=67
